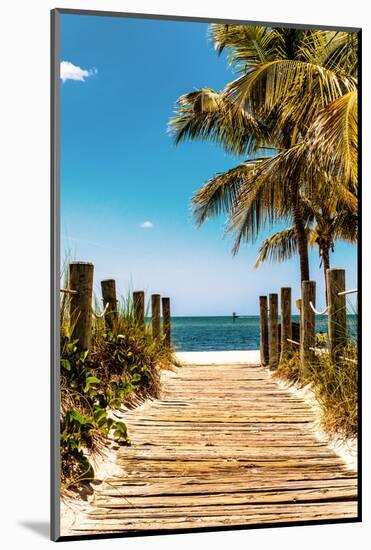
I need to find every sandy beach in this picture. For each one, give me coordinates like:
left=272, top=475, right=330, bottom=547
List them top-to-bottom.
left=176, top=350, right=261, bottom=365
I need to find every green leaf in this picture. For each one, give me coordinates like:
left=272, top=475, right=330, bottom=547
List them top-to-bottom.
left=61, top=359, right=71, bottom=371
left=83, top=375, right=101, bottom=394
left=85, top=376, right=100, bottom=385
left=93, top=408, right=106, bottom=422
left=68, top=410, right=88, bottom=425
left=113, top=421, right=128, bottom=441
left=114, top=421, right=127, bottom=436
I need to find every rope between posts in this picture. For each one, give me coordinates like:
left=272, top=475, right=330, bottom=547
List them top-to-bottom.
left=338, top=288, right=357, bottom=296
left=309, top=301, right=328, bottom=315
left=92, top=302, right=109, bottom=319
left=287, top=338, right=300, bottom=346
left=287, top=339, right=324, bottom=355
left=339, top=355, right=357, bottom=364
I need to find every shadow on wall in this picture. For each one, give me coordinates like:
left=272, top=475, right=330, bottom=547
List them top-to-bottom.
left=18, top=521, right=49, bottom=539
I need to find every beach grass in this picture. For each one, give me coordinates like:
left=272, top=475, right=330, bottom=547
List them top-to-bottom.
left=60, top=290, right=173, bottom=494
left=274, top=338, right=357, bottom=439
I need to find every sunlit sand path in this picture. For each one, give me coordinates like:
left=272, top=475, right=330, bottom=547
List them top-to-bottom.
left=65, top=352, right=357, bottom=535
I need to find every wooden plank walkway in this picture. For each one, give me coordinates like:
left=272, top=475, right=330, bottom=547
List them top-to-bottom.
left=69, top=359, right=357, bottom=535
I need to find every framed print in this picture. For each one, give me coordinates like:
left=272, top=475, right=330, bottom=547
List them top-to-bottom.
left=51, top=8, right=361, bottom=541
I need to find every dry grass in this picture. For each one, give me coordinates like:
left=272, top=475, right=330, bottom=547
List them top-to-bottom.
left=274, top=340, right=357, bottom=440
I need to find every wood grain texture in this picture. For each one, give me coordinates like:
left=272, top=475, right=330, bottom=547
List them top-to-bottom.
left=69, top=262, right=94, bottom=350
left=327, top=268, right=347, bottom=360
left=101, top=279, right=118, bottom=330
left=300, top=281, right=316, bottom=368
left=280, top=287, right=292, bottom=362
left=133, top=291, right=145, bottom=327
left=151, top=294, right=161, bottom=340
left=269, top=294, right=279, bottom=368
left=259, top=296, right=269, bottom=366
left=162, top=297, right=171, bottom=347
left=66, top=361, right=357, bottom=535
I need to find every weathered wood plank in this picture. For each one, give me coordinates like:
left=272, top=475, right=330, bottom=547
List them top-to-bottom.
left=63, top=359, right=357, bottom=536
left=72, top=501, right=357, bottom=533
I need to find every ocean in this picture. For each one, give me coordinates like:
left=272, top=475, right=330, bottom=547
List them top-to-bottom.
left=170, top=315, right=358, bottom=352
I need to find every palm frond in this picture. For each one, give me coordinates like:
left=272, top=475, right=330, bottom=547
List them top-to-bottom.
left=209, top=24, right=285, bottom=69
left=299, top=31, right=358, bottom=76
left=225, top=59, right=356, bottom=135
left=168, top=88, right=267, bottom=156
left=306, top=90, right=358, bottom=185
left=225, top=149, right=300, bottom=253
left=192, top=159, right=263, bottom=226
left=331, top=209, right=358, bottom=243
left=255, top=226, right=304, bottom=267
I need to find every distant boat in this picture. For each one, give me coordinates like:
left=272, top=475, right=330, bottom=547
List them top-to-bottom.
left=232, top=312, right=239, bottom=322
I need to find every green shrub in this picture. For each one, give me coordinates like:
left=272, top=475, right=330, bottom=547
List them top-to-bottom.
left=60, top=296, right=173, bottom=493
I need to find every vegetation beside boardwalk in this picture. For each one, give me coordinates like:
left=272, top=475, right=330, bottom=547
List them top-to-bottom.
left=60, top=294, right=173, bottom=494
left=274, top=338, right=358, bottom=439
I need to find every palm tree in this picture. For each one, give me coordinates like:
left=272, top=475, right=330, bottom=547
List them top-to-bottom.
left=169, top=26, right=358, bottom=283
left=254, top=201, right=358, bottom=302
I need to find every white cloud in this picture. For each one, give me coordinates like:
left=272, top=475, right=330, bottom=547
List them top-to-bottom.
left=60, top=60, right=97, bottom=83
left=140, top=221, right=154, bottom=229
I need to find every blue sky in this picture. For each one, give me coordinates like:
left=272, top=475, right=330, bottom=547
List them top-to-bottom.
left=60, top=14, right=357, bottom=316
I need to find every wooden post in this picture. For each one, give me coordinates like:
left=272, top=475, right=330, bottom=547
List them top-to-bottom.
left=69, top=262, right=94, bottom=350
left=327, top=268, right=347, bottom=360
left=101, top=279, right=118, bottom=330
left=300, top=280, right=316, bottom=368
left=280, top=287, right=292, bottom=362
left=133, top=291, right=145, bottom=327
left=269, top=293, right=279, bottom=369
left=151, top=294, right=161, bottom=339
left=259, top=296, right=269, bottom=366
left=162, top=297, right=171, bottom=347
left=296, top=298, right=303, bottom=346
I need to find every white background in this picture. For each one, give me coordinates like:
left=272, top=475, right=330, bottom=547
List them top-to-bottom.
left=0, top=0, right=369, bottom=547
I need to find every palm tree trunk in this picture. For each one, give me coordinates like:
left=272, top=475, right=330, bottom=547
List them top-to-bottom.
left=287, top=128, right=310, bottom=284
left=292, top=187, right=310, bottom=283
left=322, top=245, right=331, bottom=305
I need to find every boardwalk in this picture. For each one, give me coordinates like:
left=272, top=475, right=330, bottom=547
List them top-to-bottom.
left=68, top=353, right=357, bottom=535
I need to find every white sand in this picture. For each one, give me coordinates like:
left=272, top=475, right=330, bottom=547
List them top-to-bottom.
left=176, top=350, right=261, bottom=365
left=273, top=374, right=357, bottom=471
left=60, top=442, right=122, bottom=536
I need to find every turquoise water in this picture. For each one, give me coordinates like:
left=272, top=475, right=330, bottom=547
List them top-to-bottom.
left=170, top=315, right=358, bottom=352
